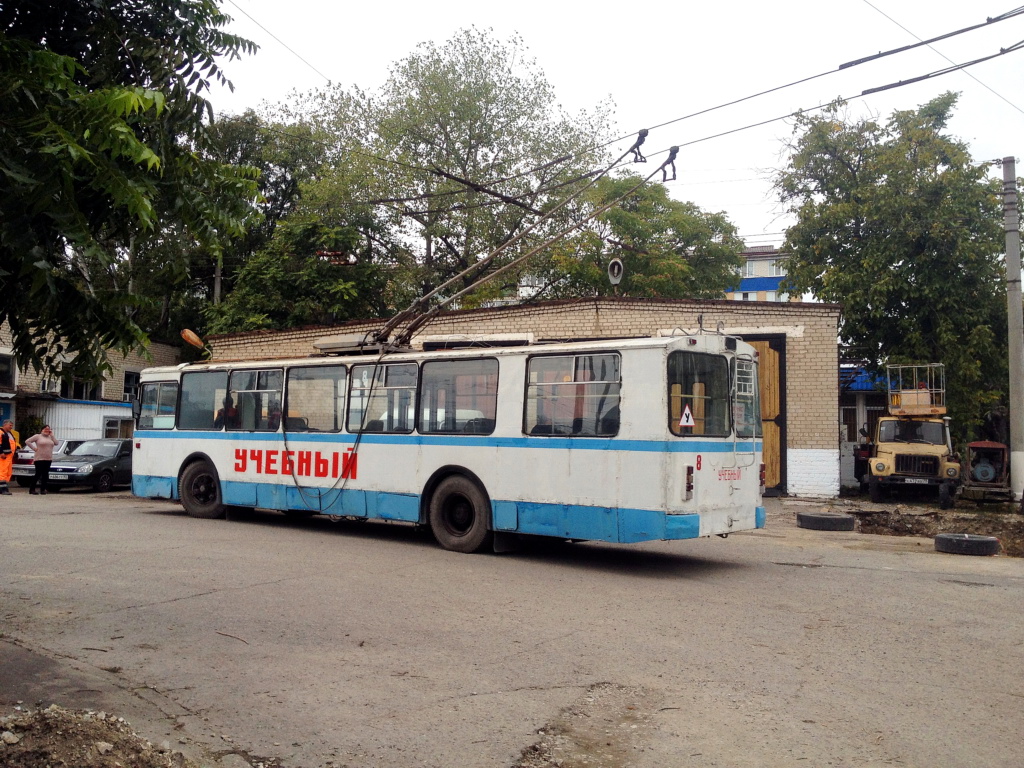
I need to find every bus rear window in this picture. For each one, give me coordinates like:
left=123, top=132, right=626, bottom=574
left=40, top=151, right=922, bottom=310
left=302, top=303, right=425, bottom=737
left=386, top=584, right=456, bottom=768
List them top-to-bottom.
left=668, top=352, right=730, bottom=437
left=525, top=353, right=620, bottom=436
left=420, top=358, right=498, bottom=434
left=139, top=382, right=178, bottom=429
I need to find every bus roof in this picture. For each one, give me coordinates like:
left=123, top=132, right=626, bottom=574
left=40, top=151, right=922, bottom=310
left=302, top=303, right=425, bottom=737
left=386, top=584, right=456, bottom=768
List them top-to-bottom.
left=141, top=333, right=753, bottom=377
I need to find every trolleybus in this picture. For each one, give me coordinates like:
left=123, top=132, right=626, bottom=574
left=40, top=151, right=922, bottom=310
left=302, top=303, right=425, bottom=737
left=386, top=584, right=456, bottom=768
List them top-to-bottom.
left=132, top=332, right=765, bottom=552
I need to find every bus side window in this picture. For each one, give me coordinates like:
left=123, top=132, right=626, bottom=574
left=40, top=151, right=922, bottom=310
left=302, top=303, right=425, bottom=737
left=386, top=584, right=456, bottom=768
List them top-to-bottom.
left=524, top=354, right=620, bottom=437
left=419, top=359, right=498, bottom=434
left=348, top=363, right=417, bottom=434
left=287, top=365, right=347, bottom=433
left=228, top=369, right=283, bottom=432
left=179, top=371, right=229, bottom=430
left=139, top=382, right=178, bottom=429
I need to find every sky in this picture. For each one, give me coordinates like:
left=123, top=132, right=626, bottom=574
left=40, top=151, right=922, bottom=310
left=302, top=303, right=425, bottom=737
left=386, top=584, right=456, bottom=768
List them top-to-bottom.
left=207, top=0, right=1024, bottom=249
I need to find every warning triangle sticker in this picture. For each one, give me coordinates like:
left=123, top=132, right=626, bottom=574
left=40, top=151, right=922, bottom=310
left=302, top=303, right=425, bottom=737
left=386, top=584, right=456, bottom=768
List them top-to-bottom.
left=679, top=404, right=695, bottom=428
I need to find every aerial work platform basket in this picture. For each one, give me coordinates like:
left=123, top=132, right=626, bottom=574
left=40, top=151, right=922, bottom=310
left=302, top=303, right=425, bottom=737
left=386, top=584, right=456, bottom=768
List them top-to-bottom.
left=886, top=363, right=946, bottom=416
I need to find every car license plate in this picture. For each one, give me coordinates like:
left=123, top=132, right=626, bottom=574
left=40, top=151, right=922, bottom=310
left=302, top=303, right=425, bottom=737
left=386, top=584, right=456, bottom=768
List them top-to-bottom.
left=12, top=466, right=32, bottom=476
left=49, top=473, right=69, bottom=480
left=904, top=477, right=929, bottom=484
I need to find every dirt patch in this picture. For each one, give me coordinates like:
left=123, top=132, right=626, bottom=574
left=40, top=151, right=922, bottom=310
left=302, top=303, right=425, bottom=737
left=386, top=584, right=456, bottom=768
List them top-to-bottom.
left=850, top=501, right=1024, bottom=557
left=513, top=683, right=660, bottom=768
left=0, top=705, right=199, bottom=768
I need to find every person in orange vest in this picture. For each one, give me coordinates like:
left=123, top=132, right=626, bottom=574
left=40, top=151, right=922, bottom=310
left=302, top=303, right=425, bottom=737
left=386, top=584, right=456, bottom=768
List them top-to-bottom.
left=0, top=419, right=20, bottom=495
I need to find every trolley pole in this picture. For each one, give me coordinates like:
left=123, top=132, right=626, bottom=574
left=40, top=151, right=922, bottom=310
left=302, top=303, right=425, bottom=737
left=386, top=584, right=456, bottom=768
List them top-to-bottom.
left=1003, top=157, right=1024, bottom=501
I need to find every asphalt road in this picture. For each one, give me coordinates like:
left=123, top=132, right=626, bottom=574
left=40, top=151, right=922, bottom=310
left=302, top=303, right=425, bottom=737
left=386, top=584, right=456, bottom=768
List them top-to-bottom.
left=1, top=488, right=1022, bottom=767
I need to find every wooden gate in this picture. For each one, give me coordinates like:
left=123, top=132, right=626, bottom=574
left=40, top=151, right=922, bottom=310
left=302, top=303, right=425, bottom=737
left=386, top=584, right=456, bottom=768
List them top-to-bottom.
left=747, top=338, right=785, bottom=494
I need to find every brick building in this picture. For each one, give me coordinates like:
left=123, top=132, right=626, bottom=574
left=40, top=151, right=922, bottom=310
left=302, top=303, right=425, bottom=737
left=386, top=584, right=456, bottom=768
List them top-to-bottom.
left=208, top=298, right=841, bottom=498
left=0, top=323, right=180, bottom=440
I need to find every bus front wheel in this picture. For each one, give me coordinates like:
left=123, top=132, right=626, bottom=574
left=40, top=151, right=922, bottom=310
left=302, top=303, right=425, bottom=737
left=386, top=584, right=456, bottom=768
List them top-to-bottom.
left=180, top=461, right=226, bottom=519
left=428, top=475, right=493, bottom=554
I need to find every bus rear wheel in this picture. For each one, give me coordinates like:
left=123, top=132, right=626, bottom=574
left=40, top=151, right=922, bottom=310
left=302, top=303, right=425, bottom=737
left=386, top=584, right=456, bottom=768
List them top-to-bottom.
left=180, top=460, right=226, bottom=519
left=429, top=475, right=492, bottom=554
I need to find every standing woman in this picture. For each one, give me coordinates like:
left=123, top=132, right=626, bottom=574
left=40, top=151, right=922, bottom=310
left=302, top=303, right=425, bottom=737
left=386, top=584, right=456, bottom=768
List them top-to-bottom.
left=0, top=419, right=18, bottom=495
left=24, top=425, right=57, bottom=495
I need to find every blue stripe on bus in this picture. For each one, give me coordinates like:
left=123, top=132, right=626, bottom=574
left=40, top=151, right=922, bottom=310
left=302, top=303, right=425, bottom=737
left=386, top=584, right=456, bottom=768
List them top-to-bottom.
left=133, top=429, right=761, bottom=454
left=131, top=475, right=762, bottom=542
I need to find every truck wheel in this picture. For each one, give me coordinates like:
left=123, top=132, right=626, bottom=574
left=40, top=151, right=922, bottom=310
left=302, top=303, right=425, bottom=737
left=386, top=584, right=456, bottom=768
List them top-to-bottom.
left=179, top=460, right=226, bottom=519
left=428, top=475, right=492, bottom=554
left=869, top=475, right=883, bottom=503
left=938, top=482, right=954, bottom=510
left=797, top=511, right=856, bottom=531
left=934, top=533, right=1000, bottom=556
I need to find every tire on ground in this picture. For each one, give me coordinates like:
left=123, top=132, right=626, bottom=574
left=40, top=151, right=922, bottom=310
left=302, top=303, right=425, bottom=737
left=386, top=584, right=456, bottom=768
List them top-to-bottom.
left=179, top=460, right=227, bottom=519
left=428, top=475, right=493, bottom=553
left=868, top=475, right=884, bottom=503
left=15, top=478, right=31, bottom=488
left=938, top=481, right=954, bottom=510
left=797, top=511, right=856, bottom=531
left=934, top=532, right=1000, bottom=556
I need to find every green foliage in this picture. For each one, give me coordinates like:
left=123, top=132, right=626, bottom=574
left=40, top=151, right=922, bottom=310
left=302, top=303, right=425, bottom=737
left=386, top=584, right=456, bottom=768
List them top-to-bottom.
left=0, top=1, right=258, bottom=379
left=338, top=27, right=614, bottom=297
left=777, top=93, right=1007, bottom=438
left=534, top=176, right=743, bottom=299
left=205, top=215, right=399, bottom=333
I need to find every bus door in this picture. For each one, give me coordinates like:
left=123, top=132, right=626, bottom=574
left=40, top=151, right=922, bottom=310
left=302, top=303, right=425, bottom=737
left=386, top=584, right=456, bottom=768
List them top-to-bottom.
left=732, top=353, right=761, bottom=469
left=283, top=365, right=360, bottom=516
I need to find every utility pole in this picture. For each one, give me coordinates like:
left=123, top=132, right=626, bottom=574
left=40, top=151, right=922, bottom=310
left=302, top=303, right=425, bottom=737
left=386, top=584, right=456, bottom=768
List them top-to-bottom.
left=1002, top=157, right=1024, bottom=501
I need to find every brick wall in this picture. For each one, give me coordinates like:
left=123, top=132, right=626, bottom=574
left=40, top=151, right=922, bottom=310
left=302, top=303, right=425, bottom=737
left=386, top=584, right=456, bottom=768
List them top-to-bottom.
left=0, top=323, right=180, bottom=402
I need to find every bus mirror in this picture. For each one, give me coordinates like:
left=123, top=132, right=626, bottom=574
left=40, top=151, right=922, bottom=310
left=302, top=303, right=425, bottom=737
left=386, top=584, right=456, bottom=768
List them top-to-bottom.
left=132, top=398, right=141, bottom=420
left=859, top=426, right=868, bottom=438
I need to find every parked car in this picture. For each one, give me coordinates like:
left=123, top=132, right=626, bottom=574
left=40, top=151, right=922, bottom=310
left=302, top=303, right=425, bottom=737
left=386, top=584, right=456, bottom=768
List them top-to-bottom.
left=33, top=438, right=133, bottom=492
left=12, top=440, right=86, bottom=487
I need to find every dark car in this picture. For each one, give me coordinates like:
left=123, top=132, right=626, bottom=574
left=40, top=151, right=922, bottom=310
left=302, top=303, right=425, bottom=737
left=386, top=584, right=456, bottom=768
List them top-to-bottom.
left=44, top=438, right=133, bottom=492
left=12, top=440, right=85, bottom=487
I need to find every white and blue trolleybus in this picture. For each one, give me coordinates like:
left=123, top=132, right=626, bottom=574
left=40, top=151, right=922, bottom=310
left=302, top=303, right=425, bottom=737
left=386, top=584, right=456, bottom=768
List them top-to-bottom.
left=132, top=332, right=766, bottom=552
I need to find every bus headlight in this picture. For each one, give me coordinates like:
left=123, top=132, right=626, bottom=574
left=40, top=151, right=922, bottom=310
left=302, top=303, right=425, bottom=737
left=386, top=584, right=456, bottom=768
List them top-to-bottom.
left=874, top=462, right=886, bottom=473
left=946, top=467, right=959, bottom=478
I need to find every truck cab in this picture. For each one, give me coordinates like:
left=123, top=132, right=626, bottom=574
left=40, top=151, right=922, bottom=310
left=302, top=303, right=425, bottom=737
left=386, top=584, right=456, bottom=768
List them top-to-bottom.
left=866, top=364, right=959, bottom=508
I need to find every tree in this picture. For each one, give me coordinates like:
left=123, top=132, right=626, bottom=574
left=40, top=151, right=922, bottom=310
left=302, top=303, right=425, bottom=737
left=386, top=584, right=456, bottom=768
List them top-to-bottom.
left=0, top=0, right=258, bottom=379
left=330, top=28, right=614, bottom=300
left=776, top=93, right=1007, bottom=437
left=529, top=176, right=743, bottom=300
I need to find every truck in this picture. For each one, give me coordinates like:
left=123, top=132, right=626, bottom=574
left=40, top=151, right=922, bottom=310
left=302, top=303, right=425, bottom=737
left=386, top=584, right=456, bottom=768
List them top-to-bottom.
left=865, top=364, right=959, bottom=509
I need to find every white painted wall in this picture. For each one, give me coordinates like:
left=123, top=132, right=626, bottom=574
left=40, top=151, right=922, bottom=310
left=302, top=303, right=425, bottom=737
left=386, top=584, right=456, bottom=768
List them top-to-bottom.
left=36, top=401, right=132, bottom=441
left=786, top=448, right=841, bottom=498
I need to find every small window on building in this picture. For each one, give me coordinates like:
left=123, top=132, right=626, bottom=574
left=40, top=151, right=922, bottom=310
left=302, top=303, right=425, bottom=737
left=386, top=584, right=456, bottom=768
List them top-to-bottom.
left=769, top=259, right=787, bottom=277
left=742, top=260, right=756, bottom=277
left=764, top=291, right=777, bottom=302
left=0, top=354, right=14, bottom=389
left=123, top=371, right=141, bottom=402
left=60, top=377, right=101, bottom=400
left=105, top=418, right=134, bottom=438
